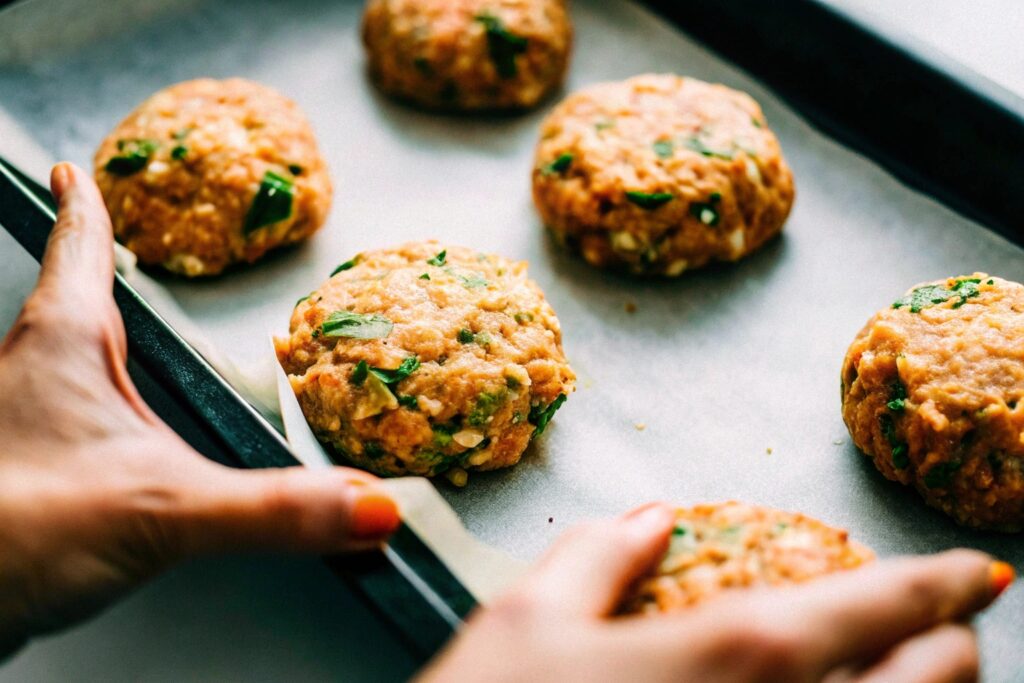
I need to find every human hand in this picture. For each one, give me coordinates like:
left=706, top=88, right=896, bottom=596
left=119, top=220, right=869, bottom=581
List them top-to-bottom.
left=0, top=163, right=400, bottom=653
left=419, top=504, right=1010, bottom=683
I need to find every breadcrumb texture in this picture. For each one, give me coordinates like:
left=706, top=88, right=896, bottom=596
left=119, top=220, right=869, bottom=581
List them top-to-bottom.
left=361, top=0, right=572, bottom=110
left=533, top=74, right=794, bottom=276
left=94, top=78, right=332, bottom=276
left=276, top=241, right=575, bottom=480
left=842, top=274, right=1024, bottom=530
left=624, top=502, right=873, bottom=613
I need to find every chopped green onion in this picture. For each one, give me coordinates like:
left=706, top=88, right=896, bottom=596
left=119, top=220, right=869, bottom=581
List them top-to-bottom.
left=475, top=13, right=528, bottom=78
left=105, top=139, right=159, bottom=176
left=542, top=153, right=574, bottom=175
left=243, top=171, right=293, bottom=234
left=626, top=191, right=674, bottom=209
left=427, top=250, right=447, bottom=266
left=332, top=255, right=361, bottom=276
left=321, top=310, right=393, bottom=339
left=369, top=356, right=420, bottom=385
left=351, top=360, right=369, bottom=385
left=529, top=393, right=567, bottom=437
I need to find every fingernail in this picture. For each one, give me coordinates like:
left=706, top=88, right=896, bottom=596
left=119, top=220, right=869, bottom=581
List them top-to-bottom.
left=50, top=163, right=73, bottom=199
left=352, top=491, right=400, bottom=540
left=624, top=502, right=674, bottom=530
left=990, top=561, right=1015, bottom=598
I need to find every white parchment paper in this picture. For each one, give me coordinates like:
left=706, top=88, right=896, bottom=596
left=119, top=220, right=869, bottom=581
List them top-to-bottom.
left=2, top=0, right=1022, bottom=676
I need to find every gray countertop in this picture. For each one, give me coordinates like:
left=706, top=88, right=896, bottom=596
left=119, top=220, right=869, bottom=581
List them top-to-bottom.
left=1, top=1, right=1022, bottom=681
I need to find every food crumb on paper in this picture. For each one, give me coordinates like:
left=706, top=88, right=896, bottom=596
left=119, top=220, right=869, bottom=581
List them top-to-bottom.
left=624, top=301, right=637, bottom=314
left=635, top=422, right=646, bottom=431
left=832, top=438, right=845, bottom=446
left=766, top=447, right=773, bottom=455
left=548, top=517, right=553, bottom=524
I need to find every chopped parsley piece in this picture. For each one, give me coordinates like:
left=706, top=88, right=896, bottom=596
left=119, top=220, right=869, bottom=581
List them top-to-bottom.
left=475, top=13, right=528, bottom=78
left=751, top=117, right=763, bottom=128
left=683, top=136, right=734, bottom=160
left=105, top=139, right=159, bottom=176
left=653, top=139, right=674, bottom=159
left=170, top=145, right=188, bottom=160
left=542, top=152, right=574, bottom=176
left=288, top=164, right=303, bottom=176
left=243, top=170, right=293, bottom=234
left=626, top=191, right=674, bottom=209
left=689, top=192, right=722, bottom=226
left=427, top=249, right=447, bottom=266
left=331, top=255, right=360, bottom=276
left=458, top=272, right=489, bottom=289
left=419, top=273, right=430, bottom=280
left=892, top=278, right=982, bottom=313
left=987, top=279, right=994, bottom=285
left=295, top=295, right=310, bottom=308
left=321, top=310, right=394, bottom=339
left=513, top=312, right=534, bottom=324
left=457, top=328, right=475, bottom=344
left=311, top=329, right=321, bottom=339
left=369, top=356, right=420, bottom=385
left=351, top=360, right=369, bottom=386
left=887, top=378, right=907, bottom=412
left=468, top=391, right=505, bottom=426
left=529, top=393, right=567, bottom=437
left=397, top=394, right=419, bottom=409
left=879, top=413, right=909, bottom=469
left=433, top=424, right=455, bottom=447
left=364, top=442, right=386, bottom=459
left=923, top=460, right=962, bottom=488
left=672, top=526, right=687, bottom=536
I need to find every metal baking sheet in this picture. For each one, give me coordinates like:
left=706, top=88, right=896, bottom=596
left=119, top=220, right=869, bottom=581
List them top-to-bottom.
left=2, top=0, right=1022, bottom=677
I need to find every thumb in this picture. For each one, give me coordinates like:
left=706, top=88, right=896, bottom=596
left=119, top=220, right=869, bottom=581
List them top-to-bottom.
left=167, top=463, right=401, bottom=557
left=512, top=503, right=675, bottom=618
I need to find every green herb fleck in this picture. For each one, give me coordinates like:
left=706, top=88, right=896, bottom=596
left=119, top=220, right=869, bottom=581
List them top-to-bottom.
left=475, top=13, right=528, bottom=78
left=751, top=117, right=763, bottom=128
left=595, top=119, right=616, bottom=131
left=683, top=136, right=734, bottom=160
left=105, top=139, right=159, bottom=176
left=653, top=139, right=675, bottom=159
left=170, top=145, right=187, bottom=160
left=542, top=152, right=574, bottom=176
left=288, top=164, right=304, bottom=176
left=243, top=170, right=293, bottom=234
left=626, top=191, right=674, bottom=209
left=689, top=192, right=722, bottom=226
left=427, top=249, right=447, bottom=267
left=331, top=255, right=360, bottom=276
left=458, top=272, right=489, bottom=289
left=419, top=273, right=430, bottom=280
left=893, top=278, right=982, bottom=313
left=987, top=279, right=994, bottom=285
left=295, top=295, right=310, bottom=308
left=321, top=310, right=394, bottom=339
left=513, top=312, right=534, bottom=324
left=457, top=328, right=475, bottom=344
left=311, top=329, right=321, bottom=339
left=369, top=356, right=420, bottom=386
left=351, top=360, right=369, bottom=386
left=887, top=378, right=908, bottom=412
left=468, top=391, right=506, bottom=426
left=529, top=393, right=567, bottom=437
left=397, top=395, right=419, bottom=409
left=879, top=413, right=909, bottom=469
left=433, top=425, right=455, bottom=447
left=364, top=442, right=386, bottom=459
left=891, top=443, right=909, bottom=469
left=923, top=460, right=962, bottom=488
left=672, top=526, right=687, bottom=536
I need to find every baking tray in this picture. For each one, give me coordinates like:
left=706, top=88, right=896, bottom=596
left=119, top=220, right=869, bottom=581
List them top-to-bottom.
left=2, top=0, right=1023, bottom=677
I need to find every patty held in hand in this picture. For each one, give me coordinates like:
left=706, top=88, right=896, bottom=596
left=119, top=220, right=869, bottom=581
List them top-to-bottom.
left=361, top=0, right=572, bottom=111
left=532, top=74, right=794, bottom=276
left=94, top=78, right=332, bottom=276
left=276, top=241, right=575, bottom=485
left=842, top=274, right=1024, bottom=530
left=623, top=502, right=873, bottom=613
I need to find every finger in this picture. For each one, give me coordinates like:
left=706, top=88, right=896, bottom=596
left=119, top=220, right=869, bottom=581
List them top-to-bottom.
left=38, top=162, right=115, bottom=304
left=167, top=464, right=400, bottom=556
left=510, top=503, right=675, bottom=617
left=854, top=623, right=979, bottom=683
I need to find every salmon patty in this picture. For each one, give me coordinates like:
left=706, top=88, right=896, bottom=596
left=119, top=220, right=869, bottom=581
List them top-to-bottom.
left=361, top=0, right=572, bottom=111
left=532, top=74, right=794, bottom=276
left=94, top=78, right=332, bottom=276
left=276, top=241, right=575, bottom=484
left=842, top=274, right=1024, bottom=530
left=623, top=502, right=873, bottom=613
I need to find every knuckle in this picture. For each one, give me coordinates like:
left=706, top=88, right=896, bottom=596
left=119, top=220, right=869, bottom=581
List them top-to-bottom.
left=489, top=588, right=543, bottom=623
left=724, top=611, right=810, bottom=680
left=945, top=627, right=980, bottom=681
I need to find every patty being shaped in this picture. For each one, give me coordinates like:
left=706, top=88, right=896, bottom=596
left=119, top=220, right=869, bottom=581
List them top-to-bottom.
left=361, top=0, right=572, bottom=111
left=532, top=74, right=795, bottom=276
left=94, top=78, right=332, bottom=276
left=276, top=242, right=576, bottom=483
left=842, top=274, right=1024, bottom=531
left=624, top=502, right=873, bottom=614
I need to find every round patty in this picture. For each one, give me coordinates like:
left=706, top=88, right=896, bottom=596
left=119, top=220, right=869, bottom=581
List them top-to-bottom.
left=361, top=0, right=572, bottom=111
left=532, top=74, right=795, bottom=276
left=94, top=78, right=332, bottom=277
left=275, top=241, right=576, bottom=484
left=842, top=274, right=1024, bottom=531
left=624, top=502, right=873, bottom=614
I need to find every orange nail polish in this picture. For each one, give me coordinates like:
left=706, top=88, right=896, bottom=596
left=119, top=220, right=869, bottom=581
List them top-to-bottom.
left=352, top=492, right=400, bottom=540
left=990, top=561, right=1015, bottom=598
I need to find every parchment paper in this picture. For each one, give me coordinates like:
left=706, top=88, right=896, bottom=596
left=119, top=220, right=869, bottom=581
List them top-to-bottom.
left=2, top=0, right=1022, bottom=677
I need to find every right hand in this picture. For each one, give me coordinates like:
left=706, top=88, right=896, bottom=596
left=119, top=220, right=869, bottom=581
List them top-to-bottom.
left=419, top=503, right=1010, bottom=683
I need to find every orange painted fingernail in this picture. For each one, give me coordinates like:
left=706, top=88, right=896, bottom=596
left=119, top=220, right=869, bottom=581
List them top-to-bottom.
left=352, top=491, right=400, bottom=540
left=990, top=561, right=1015, bottom=598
